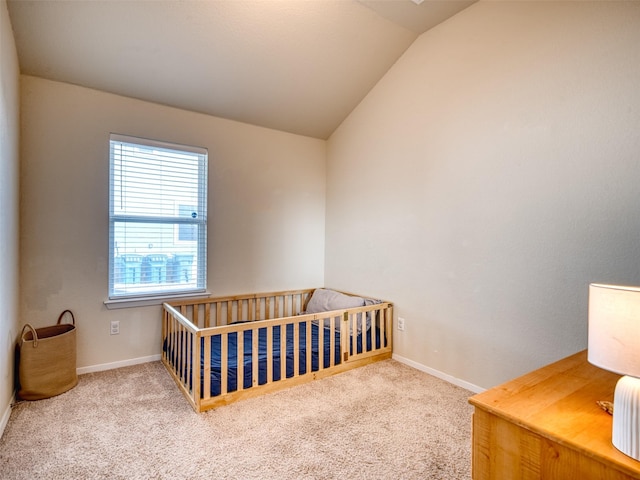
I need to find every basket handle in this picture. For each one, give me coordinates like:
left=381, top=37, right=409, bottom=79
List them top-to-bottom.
left=57, top=309, right=75, bottom=326
left=21, top=324, right=38, bottom=348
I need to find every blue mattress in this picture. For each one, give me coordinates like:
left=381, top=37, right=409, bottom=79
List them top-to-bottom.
left=164, top=321, right=385, bottom=398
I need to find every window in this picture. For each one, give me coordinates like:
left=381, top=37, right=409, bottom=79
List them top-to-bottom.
left=108, top=134, right=207, bottom=300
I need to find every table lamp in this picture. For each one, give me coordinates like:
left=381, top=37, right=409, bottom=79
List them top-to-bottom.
left=588, top=283, right=640, bottom=461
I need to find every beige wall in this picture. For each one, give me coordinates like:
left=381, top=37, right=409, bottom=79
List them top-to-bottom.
left=0, top=0, right=21, bottom=428
left=9, top=0, right=640, bottom=406
left=326, top=1, right=640, bottom=390
left=20, top=76, right=326, bottom=371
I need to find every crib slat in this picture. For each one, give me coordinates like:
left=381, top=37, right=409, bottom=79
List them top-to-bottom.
left=265, top=297, right=271, bottom=320
left=231, top=299, right=242, bottom=322
left=204, top=303, right=211, bottom=328
left=192, top=305, right=199, bottom=328
left=378, top=306, right=383, bottom=349
left=387, top=306, right=393, bottom=349
left=371, top=308, right=377, bottom=352
left=360, top=311, right=364, bottom=352
left=166, top=312, right=172, bottom=362
left=342, top=312, right=350, bottom=364
left=352, top=312, right=358, bottom=357
left=361, top=312, right=366, bottom=353
left=166, top=313, right=172, bottom=364
left=166, top=314, right=173, bottom=365
left=318, top=316, right=324, bottom=371
left=329, top=316, right=335, bottom=368
left=335, top=316, right=340, bottom=366
left=305, top=319, right=311, bottom=374
left=173, top=320, right=179, bottom=372
left=293, top=322, right=300, bottom=377
left=177, top=324, right=184, bottom=383
left=178, top=324, right=184, bottom=381
left=266, top=325, right=273, bottom=383
left=280, top=325, right=286, bottom=381
left=178, top=326, right=189, bottom=382
left=252, top=326, right=259, bottom=386
left=187, top=329, right=193, bottom=390
left=237, top=330, right=244, bottom=391
left=193, top=331, right=201, bottom=402
left=203, top=334, right=211, bottom=400
left=221, top=334, right=228, bottom=395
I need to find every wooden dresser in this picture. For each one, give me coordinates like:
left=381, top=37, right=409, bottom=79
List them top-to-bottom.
left=469, top=350, right=640, bottom=479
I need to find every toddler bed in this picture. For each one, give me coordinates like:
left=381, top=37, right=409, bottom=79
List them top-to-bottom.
left=162, top=288, right=393, bottom=412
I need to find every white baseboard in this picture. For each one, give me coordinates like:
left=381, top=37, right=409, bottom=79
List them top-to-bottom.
left=392, top=353, right=485, bottom=394
left=76, top=354, right=161, bottom=375
left=1, top=391, right=15, bottom=440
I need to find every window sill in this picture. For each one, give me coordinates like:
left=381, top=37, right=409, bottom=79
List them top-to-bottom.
left=104, top=291, right=211, bottom=309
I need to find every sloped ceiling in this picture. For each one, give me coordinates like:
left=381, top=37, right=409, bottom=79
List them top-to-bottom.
left=7, top=0, right=476, bottom=139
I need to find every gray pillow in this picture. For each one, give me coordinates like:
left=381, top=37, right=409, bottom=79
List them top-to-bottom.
left=305, top=288, right=366, bottom=313
left=305, top=289, right=385, bottom=335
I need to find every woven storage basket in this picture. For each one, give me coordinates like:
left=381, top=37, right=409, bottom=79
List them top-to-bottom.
left=18, top=310, right=78, bottom=400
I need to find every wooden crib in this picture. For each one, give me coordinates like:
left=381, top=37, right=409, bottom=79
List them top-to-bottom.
left=162, top=288, right=393, bottom=412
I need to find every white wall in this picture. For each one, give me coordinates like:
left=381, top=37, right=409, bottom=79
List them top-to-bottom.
left=0, top=0, right=21, bottom=429
left=326, top=1, right=640, bottom=390
left=20, top=76, right=326, bottom=370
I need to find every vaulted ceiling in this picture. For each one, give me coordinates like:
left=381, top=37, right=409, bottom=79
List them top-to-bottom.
left=7, top=0, right=476, bottom=139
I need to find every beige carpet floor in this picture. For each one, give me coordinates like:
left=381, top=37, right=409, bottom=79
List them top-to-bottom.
left=0, top=359, right=473, bottom=479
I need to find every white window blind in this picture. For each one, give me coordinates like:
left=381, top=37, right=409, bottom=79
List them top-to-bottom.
left=108, top=134, right=207, bottom=299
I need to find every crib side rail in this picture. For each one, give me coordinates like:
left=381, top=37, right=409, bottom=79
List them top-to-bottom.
left=167, top=289, right=316, bottom=328
left=196, top=301, right=393, bottom=408
left=342, top=302, right=394, bottom=363
left=162, top=303, right=201, bottom=411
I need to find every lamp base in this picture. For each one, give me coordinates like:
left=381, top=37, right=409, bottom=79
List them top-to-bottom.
left=612, top=375, right=640, bottom=461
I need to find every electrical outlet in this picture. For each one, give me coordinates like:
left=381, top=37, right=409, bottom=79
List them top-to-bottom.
left=397, top=317, right=405, bottom=331
left=110, top=320, right=120, bottom=335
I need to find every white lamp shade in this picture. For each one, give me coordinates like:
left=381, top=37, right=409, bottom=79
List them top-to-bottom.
left=588, top=283, right=640, bottom=378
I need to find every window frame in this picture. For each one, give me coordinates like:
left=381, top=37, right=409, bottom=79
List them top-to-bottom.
left=106, top=134, right=208, bottom=306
